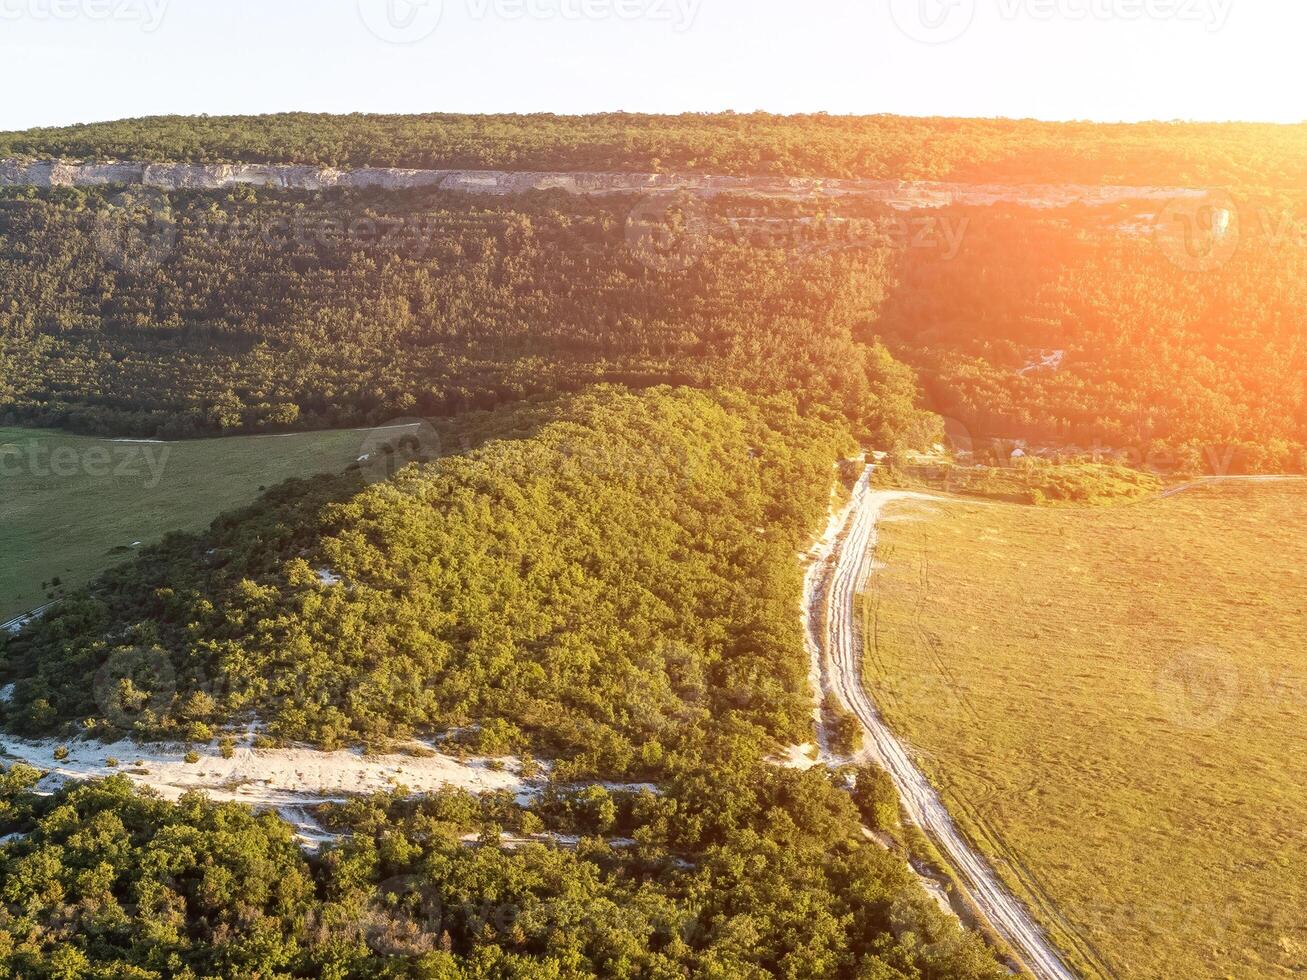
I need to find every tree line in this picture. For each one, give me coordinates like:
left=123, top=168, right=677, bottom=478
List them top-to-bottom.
left=4, top=111, right=1306, bottom=187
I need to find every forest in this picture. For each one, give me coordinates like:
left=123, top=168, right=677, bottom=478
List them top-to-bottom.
left=4, top=111, right=1307, bottom=188
left=3, top=179, right=1305, bottom=467
left=0, top=184, right=924, bottom=445
left=871, top=202, right=1307, bottom=471
left=0, top=387, right=861, bottom=776
left=0, top=387, right=1009, bottom=977
left=0, top=762, right=1004, bottom=978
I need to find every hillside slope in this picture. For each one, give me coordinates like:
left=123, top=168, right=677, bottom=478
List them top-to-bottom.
left=0, top=387, right=856, bottom=779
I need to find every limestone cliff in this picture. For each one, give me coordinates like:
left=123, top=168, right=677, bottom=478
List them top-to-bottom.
left=0, top=158, right=1211, bottom=209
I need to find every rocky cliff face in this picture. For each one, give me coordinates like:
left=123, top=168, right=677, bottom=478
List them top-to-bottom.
left=0, top=158, right=1211, bottom=208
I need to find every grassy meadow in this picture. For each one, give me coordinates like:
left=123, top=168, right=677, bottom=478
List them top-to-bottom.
left=0, top=426, right=373, bottom=621
left=863, top=482, right=1307, bottom=979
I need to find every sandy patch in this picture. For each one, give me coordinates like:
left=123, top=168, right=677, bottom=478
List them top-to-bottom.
left=0, top=735, right=528, bottom=808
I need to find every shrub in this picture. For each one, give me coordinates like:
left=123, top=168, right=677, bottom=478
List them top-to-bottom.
left=824, top=695, right=864, bottom=756
left=853, top=763, right=903, bottom=834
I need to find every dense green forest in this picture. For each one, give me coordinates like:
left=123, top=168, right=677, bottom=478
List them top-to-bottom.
left=5, top=111, right=1307, bottom=187
left=3, top=180, right=1304, bottom=465
left=0, top=185, right=923, bottom=444
left=871, top=203, right=1307, bottom=471
left=0, top=387, right=861, bottom=775
left=0, top=764, right=1003, bottom=978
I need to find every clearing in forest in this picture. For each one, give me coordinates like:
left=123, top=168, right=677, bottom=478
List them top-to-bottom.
left=0, top=426, right=373, bottom=621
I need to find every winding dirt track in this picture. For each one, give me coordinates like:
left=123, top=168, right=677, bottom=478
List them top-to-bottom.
left=809, top=468, right=1077, bottom=980
left=1, top=603, right=54, bottom=636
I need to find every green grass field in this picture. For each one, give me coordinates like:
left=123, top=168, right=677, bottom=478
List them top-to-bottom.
left=0, top=427, right=374, bottom=622
left=863, top=483, right=1307, bottom=980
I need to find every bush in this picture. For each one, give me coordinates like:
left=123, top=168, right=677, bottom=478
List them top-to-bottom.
left=824, top=694, right=864, bottom=756
left=853, top=764, right=903, bottom=834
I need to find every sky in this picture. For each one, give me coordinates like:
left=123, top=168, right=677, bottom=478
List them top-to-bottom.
left=0, top=0, right=1303, bottom=131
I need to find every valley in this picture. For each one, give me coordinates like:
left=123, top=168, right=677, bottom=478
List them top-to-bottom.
left=0, top=109, right=1303, bottom=979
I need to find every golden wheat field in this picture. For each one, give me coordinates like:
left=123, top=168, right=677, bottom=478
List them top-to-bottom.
left=863, top=481, right=1307, bottom=980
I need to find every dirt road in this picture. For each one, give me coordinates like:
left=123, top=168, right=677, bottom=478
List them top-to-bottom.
left=807, top=467, right=1078, bottom=980
left=1, top=603, right=55, bottom=636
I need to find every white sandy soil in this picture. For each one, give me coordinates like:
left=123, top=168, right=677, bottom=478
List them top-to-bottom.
left=0, top=735, right=528, bottom=808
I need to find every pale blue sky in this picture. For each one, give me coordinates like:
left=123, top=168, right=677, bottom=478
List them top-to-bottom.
left=1, top=0, right=1302, bottom=131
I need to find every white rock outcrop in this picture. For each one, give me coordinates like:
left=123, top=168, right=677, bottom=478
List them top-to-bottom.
left=0, top=157, right=1213, bottom=209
